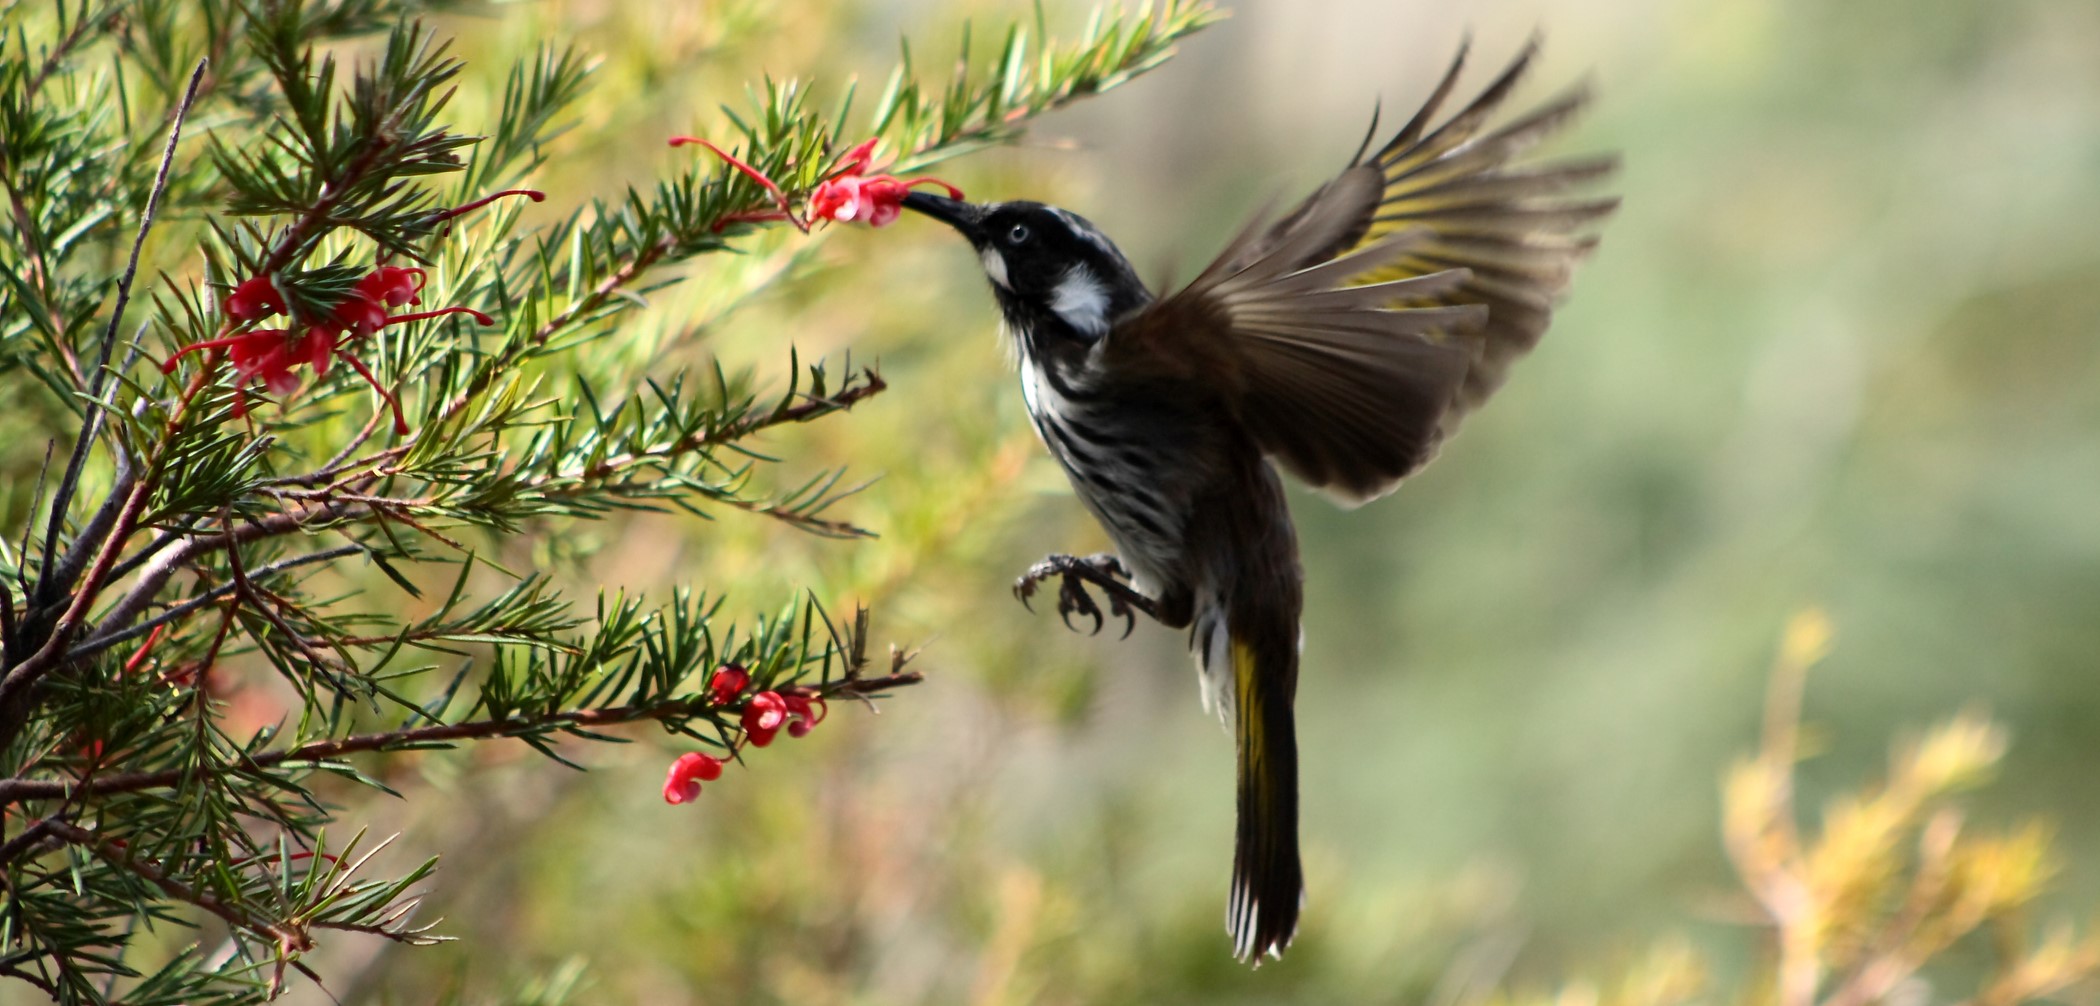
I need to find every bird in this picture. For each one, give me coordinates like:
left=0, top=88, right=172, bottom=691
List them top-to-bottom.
left=901, top=38, right=1617, bottom=964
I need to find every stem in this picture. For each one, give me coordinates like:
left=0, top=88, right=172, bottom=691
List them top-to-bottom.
left=32, top=60, right=207, bottom=609
left=530, top=236, right=671, bottom=346
left=0, top=366, right=218, bottom=719
left=563, top=370, right=887, bottom=485
left=67, top=546, right=364, bottom=664
left=0, top=670, right=923, bottom=805
left=44, top=820, right=314, bottom=953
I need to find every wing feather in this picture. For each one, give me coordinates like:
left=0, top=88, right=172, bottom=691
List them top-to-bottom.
left=1107, top=37, right=1614, bottom=504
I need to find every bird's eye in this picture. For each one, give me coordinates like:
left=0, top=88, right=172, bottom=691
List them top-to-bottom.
left=1006, top=223, right=1031, bottom=245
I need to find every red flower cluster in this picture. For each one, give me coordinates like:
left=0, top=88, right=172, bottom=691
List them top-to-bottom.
left=670, top=135, right=961, bottom=232
left=164, top=188, right=538, bottom=433
left=164, top=266, right=491, bottom=434
left=661, top=664, right=831, bottom=805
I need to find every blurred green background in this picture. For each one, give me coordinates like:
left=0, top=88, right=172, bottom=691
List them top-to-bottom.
left=251, top=0, right=2100, bottom=1002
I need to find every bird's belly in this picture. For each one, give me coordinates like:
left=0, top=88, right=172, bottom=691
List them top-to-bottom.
left=1020, top=397, right=1198, bottom=596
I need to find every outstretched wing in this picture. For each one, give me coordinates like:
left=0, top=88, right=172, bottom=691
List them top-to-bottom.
left=1332, top=37, right=1618, bottom=432
left=1110, top=38, right=1616, bottom=505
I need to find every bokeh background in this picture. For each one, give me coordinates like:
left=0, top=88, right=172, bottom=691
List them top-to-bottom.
left=235, top=0, right=2100, bottom=1002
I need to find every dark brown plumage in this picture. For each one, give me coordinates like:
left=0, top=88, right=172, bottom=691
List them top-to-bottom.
left=903, top=35, right=1615, bottom=965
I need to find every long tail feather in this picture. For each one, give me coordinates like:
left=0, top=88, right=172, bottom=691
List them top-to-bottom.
left=1227, top=622, right=1304, bottom=964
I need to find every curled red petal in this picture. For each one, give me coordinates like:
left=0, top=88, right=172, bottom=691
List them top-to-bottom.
left=830, top=137, right=881, bottom=177
left=818, top=175, right=963, bottom=228
left=808, top=176, right=867, bottom=223
left=357, top=266, right=427, bottom=308
left=226, top=276, right=285, bottom=322
left=331, top=291, right=390, bottom=339
left=163, top=330, right=276, bottom=373
left=741, top=691, right=789, bottom=747
left=745, top=691, right=788, bottom=732
left=781, top=692, right=828, bottom=738
left=663, top=752, right=725, bottom=804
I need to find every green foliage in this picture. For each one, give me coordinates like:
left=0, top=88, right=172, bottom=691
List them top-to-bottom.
left=0, top=1, right=1213, bottom=1001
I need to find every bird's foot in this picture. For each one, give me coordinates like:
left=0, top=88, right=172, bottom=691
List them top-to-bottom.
left=1014, top=553, right=1158, bottom=639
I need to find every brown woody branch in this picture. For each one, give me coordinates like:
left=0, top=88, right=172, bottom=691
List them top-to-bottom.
left=0, top=670, right=921, bottom=805
left=44, top=819, right=314, bottom=952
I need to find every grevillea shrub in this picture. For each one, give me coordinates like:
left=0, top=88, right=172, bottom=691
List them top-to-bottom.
left=0, top=2, right=1216, bottom=1000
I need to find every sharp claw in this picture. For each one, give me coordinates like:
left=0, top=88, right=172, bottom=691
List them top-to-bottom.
left=1011, top=554, right=1155, bottom=636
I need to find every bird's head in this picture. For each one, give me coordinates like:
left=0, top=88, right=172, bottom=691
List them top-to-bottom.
left=903, top=192, right=1151, bottom=342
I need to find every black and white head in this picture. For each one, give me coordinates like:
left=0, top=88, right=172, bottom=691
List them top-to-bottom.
left=903, top=193, right=1152, bottom=345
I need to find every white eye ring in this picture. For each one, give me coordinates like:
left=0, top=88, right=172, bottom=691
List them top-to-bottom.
left=1006, top=223, right=1031, bottom=245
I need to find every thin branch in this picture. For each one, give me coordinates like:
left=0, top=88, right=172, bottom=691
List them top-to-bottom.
left=21, top=2, right=115, bottom=105
left=34, top=60, right=208, bottom=607
left=532, top=237, right=673, bottom=347
left=0, top=366, right=218, bottom=717
left=566, top=369, right=888, bottom=485
left=76, top=501, right=364, bottom=662
left=66, top=545, right=363, bottom=664
left=0, top=670, right=923, bottom=804
left=0, top=816, right=64, bottom=868
left=44, top=820, right=314, bottom=952
left=0, top=962, right=58, bottom=997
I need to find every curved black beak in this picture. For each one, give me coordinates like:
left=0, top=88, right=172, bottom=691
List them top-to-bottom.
left=902, top=191, right=984, bottom=241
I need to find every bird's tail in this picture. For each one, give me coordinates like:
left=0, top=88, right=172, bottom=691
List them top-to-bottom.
left=1224, top=616, right=1303, bottom=965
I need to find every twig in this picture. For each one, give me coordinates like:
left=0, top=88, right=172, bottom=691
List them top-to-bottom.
left=21, top=2, right=114, bottom=105
left=33, top=60, right=208, bottom=607
left=531, top=237, right=673, bottom=346
left=0, top=365, right=218, bottom=717
left=566, top=369, right=888, bottom=484
left=86, top=501, right=364, bottom=655
left=102, top=516, right=205, bottom=584
left=223, top=516, right=353, bottom=679
left=65, top=545, right=364, bottom=663
left=0, top=670, right=924, bottom=804
left=1819, top=811, right=1965, bottom=1006
left=0, top=816, right=64, bottom=868
left=44, top=820, right=313, bottom=952
left=0, top=962, right=58, bottom=997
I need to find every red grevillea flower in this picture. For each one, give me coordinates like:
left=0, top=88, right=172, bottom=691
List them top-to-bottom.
left=670, top=135, right=962, bottom=232
left=806, top=138, right=963, bottom=228
left=359, top=265, right=425, bottom=310
left=165, top=266, right=492, bottom=434
left=709, top=664, right=750, bottom=705
left=781, top=689, right=827, bottom=739
left=742, top=691, right=789, bottom=747
left=663, top=751, right=725, bottom=804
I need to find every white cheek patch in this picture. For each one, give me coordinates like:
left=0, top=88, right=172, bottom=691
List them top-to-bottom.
left=980, top=248, right=1012, bottom=290
left=1050, top=265, right=1111, bottom=338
